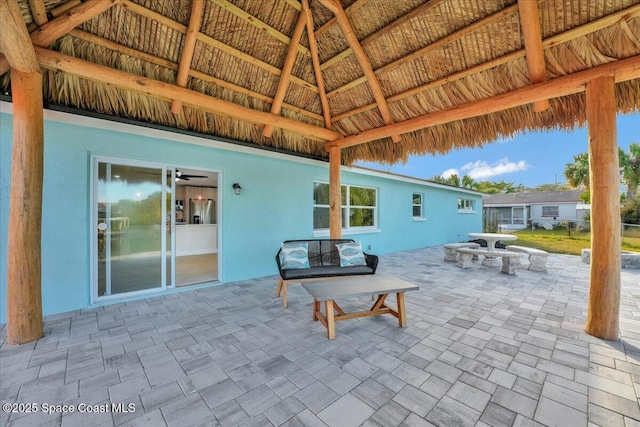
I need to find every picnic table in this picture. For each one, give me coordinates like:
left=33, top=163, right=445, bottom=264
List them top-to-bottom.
left=468, top=232, right=518, bottom=267
left=302, top=275, right=419, bottom=339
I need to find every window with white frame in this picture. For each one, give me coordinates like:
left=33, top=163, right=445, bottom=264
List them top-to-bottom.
left=313, top=182, right=377, bottom=230
left=413, top=193, right=423, bottom=218
left=458, top=198, right=475, bottom=212
left=542, top=205, right=559, bottom=217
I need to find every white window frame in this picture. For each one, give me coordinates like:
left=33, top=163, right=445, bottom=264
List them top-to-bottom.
left=313, top=181, right=379, bottom=235
left=413, top=192, right=425, bottom=221
left=458, top=198, right=476, bottom=213
left=541, top=205, right=559, bottom=217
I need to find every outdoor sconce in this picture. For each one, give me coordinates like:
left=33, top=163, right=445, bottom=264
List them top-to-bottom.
left=232, top=183, right=243, bottom=195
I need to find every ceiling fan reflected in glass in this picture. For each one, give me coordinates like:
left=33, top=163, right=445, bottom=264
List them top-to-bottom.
left=175, top=169, right=208, bottom=182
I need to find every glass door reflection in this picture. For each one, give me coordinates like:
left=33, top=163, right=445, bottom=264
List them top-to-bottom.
left=97, top=162, right=166, bottom=297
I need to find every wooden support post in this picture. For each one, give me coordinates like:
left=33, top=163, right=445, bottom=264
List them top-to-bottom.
left=7, top=70, right=45, bottom=345
left=585, top=75, right=620, bottom=340
left=329, top=146, right=342, bottom=238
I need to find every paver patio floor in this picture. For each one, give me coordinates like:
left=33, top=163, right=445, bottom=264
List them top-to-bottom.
left=1, top=246, right=639, bottom=426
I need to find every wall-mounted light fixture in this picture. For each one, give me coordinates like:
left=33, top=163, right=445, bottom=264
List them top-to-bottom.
left=232, top=183, right=243, bottom=195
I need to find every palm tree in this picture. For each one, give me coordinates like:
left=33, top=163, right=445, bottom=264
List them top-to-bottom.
left=620, top=143, right=640, bottom=200
left=564, top=152, right=590, bottom=189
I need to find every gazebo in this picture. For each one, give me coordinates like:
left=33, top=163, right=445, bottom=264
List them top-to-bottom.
left=1, top=0, right=639, bottom=344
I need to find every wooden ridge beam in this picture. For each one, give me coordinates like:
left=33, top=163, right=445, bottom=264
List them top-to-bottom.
left=0, top=0, right=119, bottom=75
left=0, top=0, right=39, bottom=73
left=171, top=0, right=204, bottom=114
left=211, top=0, right=310, bottom=56
left=303, top=0, right=332, bottom=129
left=320, top=0, right=400, bottom=143
left=518, top=0, right=549, bottom=112
left=330, top=4, right=640, bottom=123
left=264, top=7, right=308, bottom=137
left=69, top=29, right=324, bottom=122
left=36, top=47, right=341, bottom=142
left=325, top=54, right=640, bottom=150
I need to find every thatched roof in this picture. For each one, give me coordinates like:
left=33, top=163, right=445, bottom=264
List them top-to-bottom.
left=2, top=0, right=639, bottom=165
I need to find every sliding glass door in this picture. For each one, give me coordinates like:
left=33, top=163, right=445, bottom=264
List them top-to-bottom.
left=95, top=160, right=171, bottom=299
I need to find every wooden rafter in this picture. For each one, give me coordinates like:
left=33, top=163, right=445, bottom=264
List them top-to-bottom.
left=0, top=0, right=120, bottom=75
left=28, top=0, right=48, bottom=26
left=119, top=0, right=318, bottom=94
left=171, top=0, right=204, bottom=115
left=211, top=0, right=310, bottom=56
left=303, top=0, right=332, bottom=129
left=314, top=0, right=370, bottom=38
left=320, top=0, right=400, bottom=143
left=320, top=0, right=446, bottom=71
left=518, top=0, right=549, bottom=112
left=326, top=3, right=519, bottom=99
left=331, top=4, right=640, bottom=123
left=263, top=6, right=308, bottom=137
left=69, top=29, right=324, bottom=122
left=35, top=47, right=342, bottom=142
left=325, top=54, right=640, bottom=149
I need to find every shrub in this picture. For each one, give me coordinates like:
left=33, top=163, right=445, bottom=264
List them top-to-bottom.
left=621, top=199, right=640, bottom=225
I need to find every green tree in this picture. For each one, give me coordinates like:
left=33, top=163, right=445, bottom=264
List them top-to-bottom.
left=620, top=143, right=640, bottom=200
left=564, top=152, right=590, bottom=202
left=461, top=175, right=476, bottom=189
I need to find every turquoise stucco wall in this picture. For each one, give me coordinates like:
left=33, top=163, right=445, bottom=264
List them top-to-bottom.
left=0, top=111, right=482, bottom=323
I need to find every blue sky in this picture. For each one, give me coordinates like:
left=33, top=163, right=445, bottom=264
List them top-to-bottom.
left=357, top=112, right=639, bottom=188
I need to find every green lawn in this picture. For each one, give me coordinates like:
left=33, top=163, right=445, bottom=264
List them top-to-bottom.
left=508, top=228, right=640, bottom=255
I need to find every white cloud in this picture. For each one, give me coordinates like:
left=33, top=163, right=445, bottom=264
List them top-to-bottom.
left=459, top=158, right=529, bottom=179
left=441, top=168, right=459, bottom=178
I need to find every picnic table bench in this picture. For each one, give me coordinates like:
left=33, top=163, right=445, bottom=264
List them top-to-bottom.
left=456, top=247, right=523, bottom=275
left=302, top=275, right=419, bottom=339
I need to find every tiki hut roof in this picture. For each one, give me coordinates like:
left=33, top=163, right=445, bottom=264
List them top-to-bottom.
left=2, top=0, right=639, bottom=165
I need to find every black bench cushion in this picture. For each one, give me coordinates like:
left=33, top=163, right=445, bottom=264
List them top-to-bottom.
left=281, top=265, right=374, bottom=280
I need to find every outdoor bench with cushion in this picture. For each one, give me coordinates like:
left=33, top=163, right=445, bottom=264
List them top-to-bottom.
left=275, top=239, right=379, bottom=307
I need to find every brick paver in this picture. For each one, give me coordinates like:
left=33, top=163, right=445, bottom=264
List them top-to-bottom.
left=1, top=247, right=639, bottom=426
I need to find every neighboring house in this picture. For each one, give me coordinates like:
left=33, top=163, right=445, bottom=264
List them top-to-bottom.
left=0, top=106, right=483, bottom=322
left=483, top=190, right=589, bottom=230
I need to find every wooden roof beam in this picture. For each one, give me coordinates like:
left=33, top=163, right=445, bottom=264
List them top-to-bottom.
left=0, top=0, right=120, bottom=75
left=0, top=0, right=39, bottom=73
left=28, top=0, right=48, bottom=26
left=120, top=0, right=318, bottom=94
left=171, top=0, right=204, bottom=115
left=211, top=0, right=310, bottom=56
left=303, top=0, right=332, bottom=129
left=315, top=0, right=370, bottom=38
left=320, top=0, right=400, bottom=143
left=320, top=0, right=445, bottom=71
left=518, top=0, right=549, bottom=112
left=326, top=3, right=519, bottom=99
left=331, top=3, right=640, bottom=123
left=263, top=7, right=308, bottom=137
left=69, top=29, right=324, bottom=122
left=35, top=47, right=342, bottom=142
left=326, top=54, right=640, bottom=150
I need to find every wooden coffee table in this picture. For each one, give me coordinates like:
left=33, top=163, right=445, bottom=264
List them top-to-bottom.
left=302, top=275, right=419, bottom=339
